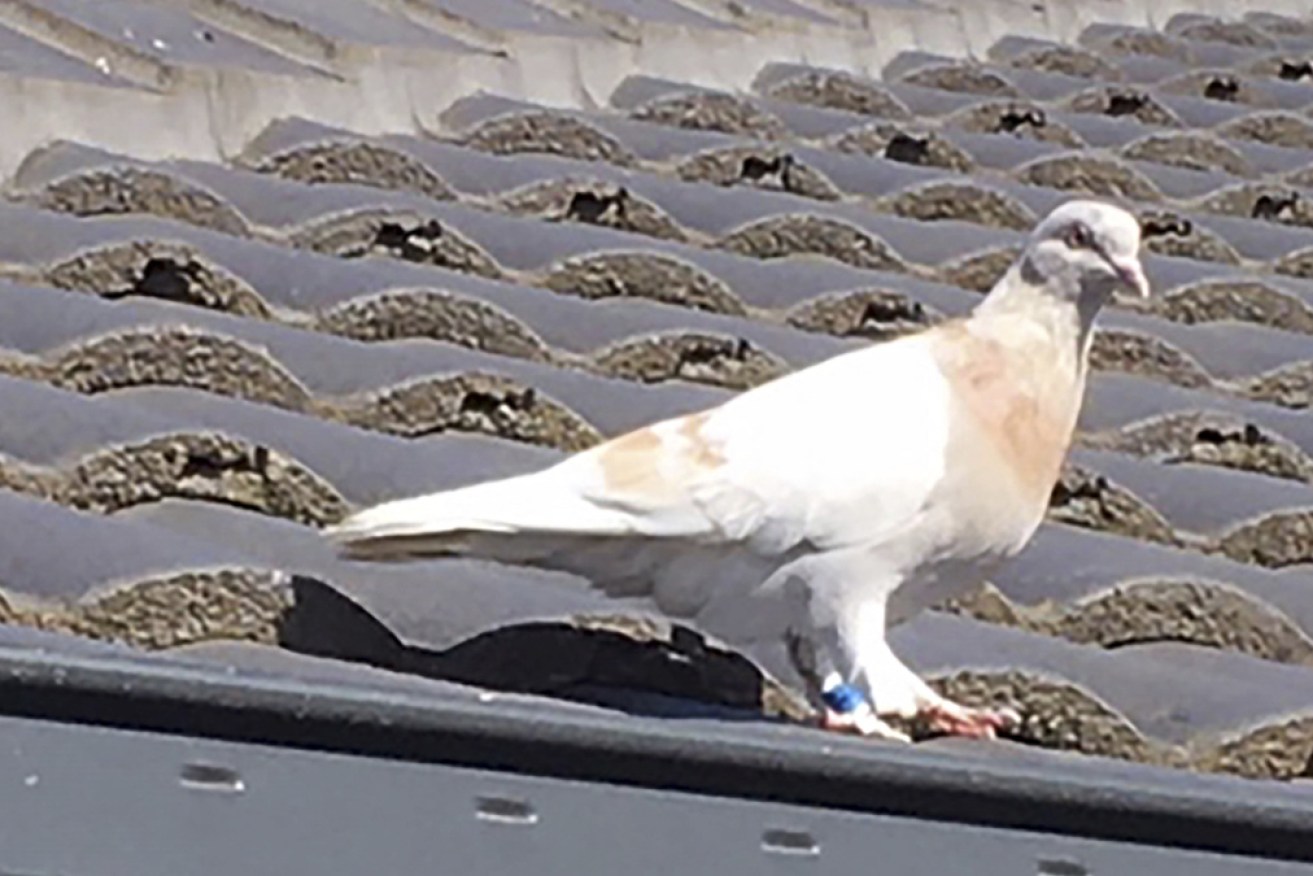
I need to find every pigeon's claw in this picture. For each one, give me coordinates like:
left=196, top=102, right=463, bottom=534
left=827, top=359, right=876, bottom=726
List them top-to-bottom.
left=817, top=680, right=911, bottom=742
left=920, top=701, right=1020, bottom=740
left=820, top=705, right=911, bottom=742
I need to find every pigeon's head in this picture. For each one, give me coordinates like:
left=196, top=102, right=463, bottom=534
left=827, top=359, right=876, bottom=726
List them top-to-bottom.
left=1024, top=200, right=1149, bottom=304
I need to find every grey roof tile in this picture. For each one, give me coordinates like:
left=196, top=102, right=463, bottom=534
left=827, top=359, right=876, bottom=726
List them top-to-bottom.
left=5, top=0, right=1313, bottom=787
left=30, top=0, right=321, bottom=75
left=222, top=0, right=477, bottom=50
left=394, top=0, right=604, bottom=37
left=571, top=0, right=732, bottom=27
left=725, top=0, right=838, bottom=24
left=1244, top=12, right=1313, bottom=39
left=1166, top=13, right=1277, bottom=46
left=0, top=22, right=135, bottom=86
left=1078, top=23, right=1196, bottom=63
left=1157, top=25, right=1268, bottom=67
left=987, top=36, right=1121, bottom=80
left=880, top=51, right=959, bottom=83
left=1107, top=54, right=1189, bottom=85
left=893, top=62, right=1023, bottom=101
left=751, top=63, right=913, bottom=121
left=988, top=66, right=1097, bottom=102
left=1156, top=70, right=1290, bottom=109
left=608, top=75, right=724, bottom=111
left=1239, top=77, right=1313, bottom=111
left=611, top=80, right=789, bottom=140
left=881, top=81, right=1003, bottom=118
left=1063, top=82, right=1187, bottom=127
left=1152, top=90, right=1256, bottom=129
left=438, top=92, right=557, bottom=133
left=754, top=97, right=884, bottom=141
left=1055, top=110, right=1163, bottom=149
left=1218, top=110, right=1313, bottom=151
left=564, top=113, right=736, bottom=163
left=933, top=128, right=1063, bottom=171
left=1121, top=131, right=1258, bottom=178
left=375, top=133, right=636, bottom=197
left=28, top=134, right=1302, bottom=415
left=11, top=139, right=148, bottom=188
left=784, top=143, right=949, bottom=198
left=1126, top=158, right=1231, bottom=200
left=160, top=160, right=448, bottom=232
left=0, top=201, right=199, bottom=264
left=1177, top=208, right=1313, bottom=260
left=1137, top=250, right=1242, bottom=292
left=0, top=280, right=725, bottom=437
left=1098, top=308, right=1313, bottom=383
left=0, top=371, right=557, bottom=504
left=1080, top=373, right=1313, bottom=454
left=0, top=374, right=161, bottom=464
left=120, top=387, right=561, bottom=499
left=1077, top=408, right=1313, bottom=486
left=1069, top=447, right=1312, bottom=539
left=0, top=490, right=255, bottom=600
left=122, top=499, right=607, bottom=650
left=984, top=524, right=1313, bottom=667
left=894, top=613, right=1313, bottom=763
left=1116, top=641, right=1313, bottom=743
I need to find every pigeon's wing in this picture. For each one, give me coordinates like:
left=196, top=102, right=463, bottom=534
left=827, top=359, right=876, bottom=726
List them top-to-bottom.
left=626, top=330, right=956, bottom=555
left=328, top=331, right=956, bottom=565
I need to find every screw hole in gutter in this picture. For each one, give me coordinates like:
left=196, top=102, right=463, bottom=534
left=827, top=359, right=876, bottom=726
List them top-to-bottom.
left=179, top=762, right=245, bottom=794
left=476, top=795, right=538, bottom=825
left=761, top=827, right=819, bottom=857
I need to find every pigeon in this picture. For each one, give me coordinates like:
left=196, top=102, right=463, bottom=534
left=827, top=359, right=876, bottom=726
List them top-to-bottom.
left=325, top=199, right=1149, bottom=741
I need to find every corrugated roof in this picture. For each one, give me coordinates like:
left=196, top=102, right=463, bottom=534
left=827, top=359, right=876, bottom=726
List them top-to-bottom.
left=0, top=0, right=1312, bottom=788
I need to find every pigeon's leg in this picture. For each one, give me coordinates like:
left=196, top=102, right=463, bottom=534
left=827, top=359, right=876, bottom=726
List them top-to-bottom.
left=844, top=596, right=1017, bottom=740
left=785, top=627, right=908, bottom=741
left=859, top=641, right=1018, bottom=740
left=817, top=673, right=910, bottom=742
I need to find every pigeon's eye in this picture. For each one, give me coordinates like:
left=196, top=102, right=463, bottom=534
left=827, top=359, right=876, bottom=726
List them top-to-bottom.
left=1063, top=223, right=1093, bottom=249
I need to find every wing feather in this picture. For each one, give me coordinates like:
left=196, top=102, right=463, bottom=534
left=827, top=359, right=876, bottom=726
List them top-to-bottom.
left=328, top=331, right=952, bottom=563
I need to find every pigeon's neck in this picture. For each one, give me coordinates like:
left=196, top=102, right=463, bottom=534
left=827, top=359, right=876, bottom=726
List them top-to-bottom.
left=937, top=265, right=1096, bottom=510
left=971, top=266, right=1099, bottom=375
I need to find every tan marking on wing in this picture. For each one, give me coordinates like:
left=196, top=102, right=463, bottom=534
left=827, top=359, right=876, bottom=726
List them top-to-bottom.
left=931, top=320, right=1084, bottom=506
left=596, top=411, right=725, bottom=497
left=679, top=411, right=725, bottom=469
left=596, top=425, right=665, bottom=495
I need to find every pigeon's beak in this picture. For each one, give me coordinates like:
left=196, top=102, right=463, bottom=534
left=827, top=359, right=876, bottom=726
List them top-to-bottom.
left=1109, top=256, right=1150, bottom=298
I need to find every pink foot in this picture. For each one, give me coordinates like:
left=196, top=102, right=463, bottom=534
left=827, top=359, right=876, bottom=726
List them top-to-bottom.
left=920, top=701, right=1020, bottom=739
left=820, top=705, right=910, bottom=742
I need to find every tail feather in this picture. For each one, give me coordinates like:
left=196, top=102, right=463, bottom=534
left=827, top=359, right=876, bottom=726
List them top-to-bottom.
left=324, top=468, right=785, bottom=623
left=324, top=469, right=636, bottom=560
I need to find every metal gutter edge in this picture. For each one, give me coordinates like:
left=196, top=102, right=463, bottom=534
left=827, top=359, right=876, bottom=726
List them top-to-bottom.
left=0, top=643, right=1310, bottom=862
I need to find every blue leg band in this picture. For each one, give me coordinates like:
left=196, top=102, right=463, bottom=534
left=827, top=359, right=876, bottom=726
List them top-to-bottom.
left=820, top=682, right=866, bottom=714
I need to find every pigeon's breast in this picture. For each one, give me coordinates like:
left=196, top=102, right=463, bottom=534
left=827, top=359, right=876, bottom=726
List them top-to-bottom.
left=927, top=320, right=1086, bottom=561
left=920, top=418, right=1065, bottom=576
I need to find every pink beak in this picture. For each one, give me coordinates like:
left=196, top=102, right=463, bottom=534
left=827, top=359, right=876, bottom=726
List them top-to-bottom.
left=1111, top=258, right=1151, bottom=298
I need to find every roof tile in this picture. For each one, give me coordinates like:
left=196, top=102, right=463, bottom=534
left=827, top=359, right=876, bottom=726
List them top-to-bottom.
left=1, top=0, right=1312, bottom=783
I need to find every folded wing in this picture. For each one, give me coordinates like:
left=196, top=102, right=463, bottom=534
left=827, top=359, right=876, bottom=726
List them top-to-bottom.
left=326, top=332, right=953, bottom=597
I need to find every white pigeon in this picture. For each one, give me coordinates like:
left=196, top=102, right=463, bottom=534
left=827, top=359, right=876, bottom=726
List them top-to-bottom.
left=325, top=199, right=1149, bottom=741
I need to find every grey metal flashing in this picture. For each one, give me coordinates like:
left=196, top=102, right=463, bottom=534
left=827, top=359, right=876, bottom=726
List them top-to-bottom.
left=1, top=637, right=1312, bottom=866
left=1, top=713, right=1309, bottom=876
